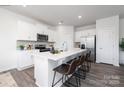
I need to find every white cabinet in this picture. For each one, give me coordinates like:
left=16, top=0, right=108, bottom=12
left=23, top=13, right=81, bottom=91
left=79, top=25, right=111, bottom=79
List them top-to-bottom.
left=17, top=20, right=37, bottom=41
left=17, top=20, right=50, bottom=41
left=36, top=24, right=48, bottom=35
left=36, top=24, right=43, bottom=34
left=36, top=25, right=56, bottom=42
left=44, top=26, right=49, bottom=35
left=48, top=29, right=56, bottom=42
left=75, top=29, right=96, bottom=42
left=89, top=29, right=96, bottom=36
left=75, top=31, right=81, bottom=42
left=17, top=50, right=34, bottom=70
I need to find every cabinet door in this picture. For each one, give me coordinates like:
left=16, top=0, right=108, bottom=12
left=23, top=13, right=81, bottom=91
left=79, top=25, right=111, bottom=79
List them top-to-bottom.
left=17, top=20, right=36, bottom=41
left=17, top=20, right=30, bottom=40
left=27, top=22, right=37, bottom=41
left=36, top=24, right=43, bottom=34
left=36, top=24, right=48, bottom=35
left=43, top=26, right=48, bottom=35
left=48, top=29, right=55, bottom=42
left=48, top=29, right=52, bottom=42
left=80, top=29, right=96, bottom=37
left=90, top=29, right=96, bottom=35
left=53, top=31, right=56, bottom=42
left=75, top=31, right=81, bottom=42
left=81, top=31, right=87, bottom=37
left=17, top=51, right=33, bottom=70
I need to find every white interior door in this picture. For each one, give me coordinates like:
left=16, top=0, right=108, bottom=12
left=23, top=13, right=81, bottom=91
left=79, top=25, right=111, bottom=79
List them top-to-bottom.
left=96, top=16, right=119, bottom=66
left=97, top=28, right=114, bottom=64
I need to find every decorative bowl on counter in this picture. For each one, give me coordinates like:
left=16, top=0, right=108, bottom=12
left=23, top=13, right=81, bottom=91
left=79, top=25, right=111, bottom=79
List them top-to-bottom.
left=50, top=50, right=60, bottom=54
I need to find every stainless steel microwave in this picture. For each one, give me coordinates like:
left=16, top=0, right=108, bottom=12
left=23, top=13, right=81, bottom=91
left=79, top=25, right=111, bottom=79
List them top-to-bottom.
left=37, top=33, right=48, bottom=42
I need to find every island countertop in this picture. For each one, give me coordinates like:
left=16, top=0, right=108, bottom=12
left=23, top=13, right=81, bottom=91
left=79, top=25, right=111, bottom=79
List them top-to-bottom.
left=32, top=48, right=87, bottom=61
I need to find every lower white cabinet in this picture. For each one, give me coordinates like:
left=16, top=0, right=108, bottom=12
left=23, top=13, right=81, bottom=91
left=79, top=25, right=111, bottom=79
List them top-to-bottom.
left=17, top=50, right=34, bottom=70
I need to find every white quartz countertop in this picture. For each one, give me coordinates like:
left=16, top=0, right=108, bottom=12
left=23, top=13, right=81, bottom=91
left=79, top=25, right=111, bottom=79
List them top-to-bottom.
left=32, top=48, right=87, bottom=61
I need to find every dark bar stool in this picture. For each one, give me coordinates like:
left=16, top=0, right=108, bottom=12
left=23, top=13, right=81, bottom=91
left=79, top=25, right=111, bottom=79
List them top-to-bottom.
left=84, top=50, right=92, bottom=72
left=65, top=53, right=88, bottom=86
left=73, top=54, right=87, bottom=86
left=76, top=54, right=86, bottom=75
left=52, top=59, right=79, bottom=87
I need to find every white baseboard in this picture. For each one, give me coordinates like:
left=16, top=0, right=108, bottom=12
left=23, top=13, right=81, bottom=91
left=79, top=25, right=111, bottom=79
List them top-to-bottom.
left=96, top=61, right=120, bottom=67
left=113, top=63, right=120, bottom=67
left=17, top=65, right=34, bottom=71
left=0, top=66, right=16, bottom=73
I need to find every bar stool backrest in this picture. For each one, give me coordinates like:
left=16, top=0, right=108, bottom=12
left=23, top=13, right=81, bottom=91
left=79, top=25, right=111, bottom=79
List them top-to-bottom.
left=85, top=50, right=91, bottom=61
left=77, top=55, right=85, bottom=67
left=66, top=59, right=78, bottom=75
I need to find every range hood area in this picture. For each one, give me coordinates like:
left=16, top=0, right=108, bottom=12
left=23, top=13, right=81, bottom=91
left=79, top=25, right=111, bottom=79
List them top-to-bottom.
left=37, top=33, right=48, bottom=42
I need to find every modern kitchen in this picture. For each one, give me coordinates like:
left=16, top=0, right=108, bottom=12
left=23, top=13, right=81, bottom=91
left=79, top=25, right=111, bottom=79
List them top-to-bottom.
left=0, top=5, right=124, bottom=87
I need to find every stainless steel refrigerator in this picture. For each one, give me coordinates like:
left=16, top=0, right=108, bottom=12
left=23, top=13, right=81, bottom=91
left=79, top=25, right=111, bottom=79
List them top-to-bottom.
left=80, top=35, right=96, bottom=62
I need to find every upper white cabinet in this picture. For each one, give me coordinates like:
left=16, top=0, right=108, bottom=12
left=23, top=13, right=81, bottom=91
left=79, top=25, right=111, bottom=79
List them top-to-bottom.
left=17, top=20, right=37, bottom=41
left=17, top=20, right=57, bottom=42
left=17, top=20, right=52, bottom=41
left=35, top=24, right=44, bottom=34
left=36, top=24, right=48, bottom=35
left=36, top=24, right=56, bottom=42
left=48, top=29, right=56, bottom=42
left=75, top=29, right=96, bottom=42
left=83, top=29, right=96, bottom=36
left=75, top=31, right=81, bottom=42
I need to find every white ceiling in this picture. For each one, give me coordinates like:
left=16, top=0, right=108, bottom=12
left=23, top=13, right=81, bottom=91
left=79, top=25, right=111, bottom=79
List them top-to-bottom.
left=1, top=5, right=124, bottom=27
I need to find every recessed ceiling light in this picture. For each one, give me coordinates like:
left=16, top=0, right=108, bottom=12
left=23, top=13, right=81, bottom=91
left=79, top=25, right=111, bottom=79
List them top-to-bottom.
left=78, top=16, right=82, bottom=19
left=58, top=21, right=63, bottom=25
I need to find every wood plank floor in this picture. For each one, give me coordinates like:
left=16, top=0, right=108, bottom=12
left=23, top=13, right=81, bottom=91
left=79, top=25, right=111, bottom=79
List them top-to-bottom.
left=5, top=63, right=124, bottom=87
left=63, top=63, right=124, bottom=87
left=10, top=68, right=37, bottom=87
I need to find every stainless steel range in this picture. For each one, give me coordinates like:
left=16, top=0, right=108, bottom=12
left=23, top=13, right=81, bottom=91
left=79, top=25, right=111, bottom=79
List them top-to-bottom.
left=35, top=45, right=50, bottom=52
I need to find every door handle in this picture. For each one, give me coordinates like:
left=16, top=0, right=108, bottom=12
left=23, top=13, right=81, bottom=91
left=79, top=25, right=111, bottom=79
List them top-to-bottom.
left=99, top=48, right=103, bottom=49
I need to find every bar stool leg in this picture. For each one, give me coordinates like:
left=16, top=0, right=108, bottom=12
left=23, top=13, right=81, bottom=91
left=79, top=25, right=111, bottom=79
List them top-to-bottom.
left=86, top=61, right=90, bottom=72
left=90, top=62, right=91, bottom=68
left=52, top=71, right=56, bottom=87
left=78, top=71, right=81, bottom=86
left=62, top=75, right=64, bottom=83
left=65, top=75, right=66, bottom=81
left=75, top=76, right=79, bottom=87
left=79, top=77, right=81, bottom=86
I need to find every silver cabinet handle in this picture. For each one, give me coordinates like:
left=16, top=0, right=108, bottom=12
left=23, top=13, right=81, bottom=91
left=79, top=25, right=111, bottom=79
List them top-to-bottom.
left=100, top=48, right=103, bottom=49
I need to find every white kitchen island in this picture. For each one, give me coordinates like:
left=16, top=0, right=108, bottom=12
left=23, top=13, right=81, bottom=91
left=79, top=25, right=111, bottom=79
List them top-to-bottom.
left=32, top=48, right=87, bottom=87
